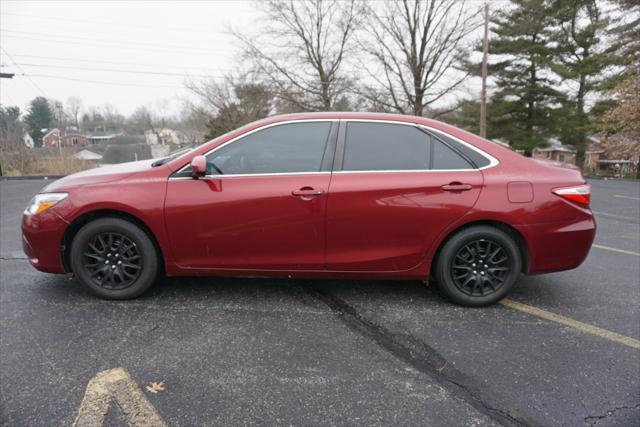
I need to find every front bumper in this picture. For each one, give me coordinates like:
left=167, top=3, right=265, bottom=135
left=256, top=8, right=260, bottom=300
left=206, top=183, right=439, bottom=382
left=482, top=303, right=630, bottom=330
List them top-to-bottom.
left=21, top=209, right=69, bottom=274
left=521, top=215, right=596, bottom=274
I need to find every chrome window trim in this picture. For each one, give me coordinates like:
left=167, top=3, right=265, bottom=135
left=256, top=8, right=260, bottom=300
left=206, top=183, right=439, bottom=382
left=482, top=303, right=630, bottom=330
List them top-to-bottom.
left=169, top=117, right=498, bottom=179
left=172, top=119, right=338, bottom=178
left=339, top=119, right=499, bottom=172
left=171, top=171, right=331, bottom=180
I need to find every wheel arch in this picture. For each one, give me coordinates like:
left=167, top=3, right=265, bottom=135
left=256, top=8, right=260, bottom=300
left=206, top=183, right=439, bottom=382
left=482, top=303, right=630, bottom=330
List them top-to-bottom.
left=61, top=209, right=166, bottom=274
left=429, top=220, right=530, bottom=276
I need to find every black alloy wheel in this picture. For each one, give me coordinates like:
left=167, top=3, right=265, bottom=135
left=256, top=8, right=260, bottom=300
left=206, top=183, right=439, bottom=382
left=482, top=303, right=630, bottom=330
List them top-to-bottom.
left=70, top=217, right=158, bottom=299
left=434, top=225, right=521, bottom=307
left=83, top=232, right=142, bottom=290
left=451, top=239, right=510, bottom=297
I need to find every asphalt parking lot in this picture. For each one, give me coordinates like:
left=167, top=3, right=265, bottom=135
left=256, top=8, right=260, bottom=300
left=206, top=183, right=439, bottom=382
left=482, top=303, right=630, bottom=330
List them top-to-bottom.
left=1, top=178, right=638, bottom=426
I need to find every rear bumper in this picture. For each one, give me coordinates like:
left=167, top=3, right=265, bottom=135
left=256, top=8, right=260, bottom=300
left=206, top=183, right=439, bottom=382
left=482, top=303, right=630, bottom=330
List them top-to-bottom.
left=21, top=210, right=68, bottom=274
left=520, top=215, right=596, bottom=274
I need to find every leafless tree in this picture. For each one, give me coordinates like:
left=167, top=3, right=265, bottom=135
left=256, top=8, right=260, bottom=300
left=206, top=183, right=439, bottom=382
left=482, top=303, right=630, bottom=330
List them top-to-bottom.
left=234, top=0, right=363, bottom=111
left=360, top=0, right=481, bottom=117
left=186, top=74, right=274, bottom=138
left=66, top=97, right=83, bottom=129
left=50, top=99, right=68, bottom=129
left=101, top=104, right=125, bottom=130
left=128, top=104, right=169, bottom=144
left=0, top=106, right=29, bottom=175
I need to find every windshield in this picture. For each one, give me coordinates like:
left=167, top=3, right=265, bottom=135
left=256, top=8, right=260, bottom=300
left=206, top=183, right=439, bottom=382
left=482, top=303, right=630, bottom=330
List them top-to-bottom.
left=151, top=147, right=196, bottom=167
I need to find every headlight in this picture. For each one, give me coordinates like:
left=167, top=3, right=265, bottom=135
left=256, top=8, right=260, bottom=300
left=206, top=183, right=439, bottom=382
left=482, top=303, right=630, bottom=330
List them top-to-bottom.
left=25, top=193, right=68, bottom=215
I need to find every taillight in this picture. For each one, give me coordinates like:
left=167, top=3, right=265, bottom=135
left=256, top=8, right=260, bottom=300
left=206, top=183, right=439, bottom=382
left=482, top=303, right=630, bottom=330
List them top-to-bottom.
left=552, top=184, right=591, bottom=207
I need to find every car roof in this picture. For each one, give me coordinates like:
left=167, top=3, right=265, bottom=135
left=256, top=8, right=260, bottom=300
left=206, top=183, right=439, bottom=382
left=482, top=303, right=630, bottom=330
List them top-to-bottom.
left=264, top=111, right=427, bottom=124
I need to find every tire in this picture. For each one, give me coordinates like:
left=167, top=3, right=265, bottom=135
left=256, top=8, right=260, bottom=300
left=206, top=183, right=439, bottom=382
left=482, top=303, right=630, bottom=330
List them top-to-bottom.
left=70, top=217, right=158, bottom=299
left=434, top=225, right=521, bottom=307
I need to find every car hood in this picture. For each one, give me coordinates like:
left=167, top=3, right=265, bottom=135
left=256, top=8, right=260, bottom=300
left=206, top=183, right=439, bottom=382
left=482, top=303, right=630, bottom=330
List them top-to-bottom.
left=41, top=159, right=157, bottom=192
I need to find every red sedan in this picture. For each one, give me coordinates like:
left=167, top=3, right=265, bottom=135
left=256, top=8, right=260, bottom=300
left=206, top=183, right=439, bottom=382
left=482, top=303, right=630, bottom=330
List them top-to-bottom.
left=22, top=113, right=595, bottom=306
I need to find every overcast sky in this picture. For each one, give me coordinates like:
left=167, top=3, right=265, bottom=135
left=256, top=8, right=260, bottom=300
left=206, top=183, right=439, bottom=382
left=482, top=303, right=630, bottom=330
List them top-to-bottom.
left=0, top=1, right=257, bottom=115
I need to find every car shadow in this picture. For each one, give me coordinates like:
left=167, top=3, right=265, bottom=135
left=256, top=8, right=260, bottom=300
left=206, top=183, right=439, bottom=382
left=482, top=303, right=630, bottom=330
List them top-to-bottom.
left=34, top=273, right=452, bottom=307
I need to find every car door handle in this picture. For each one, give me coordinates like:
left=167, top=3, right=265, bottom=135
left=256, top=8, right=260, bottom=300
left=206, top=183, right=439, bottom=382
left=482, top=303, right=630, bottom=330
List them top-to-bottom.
left=441, top=183, right=473, bottom=192
left=292, top=187, right=324, bottom=197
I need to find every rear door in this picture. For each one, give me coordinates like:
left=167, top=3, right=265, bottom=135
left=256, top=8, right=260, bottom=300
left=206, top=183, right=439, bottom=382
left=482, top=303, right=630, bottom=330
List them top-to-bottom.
left=164, top=120, right=337, bottom=270
left=325, top=120, right=485, bottom=271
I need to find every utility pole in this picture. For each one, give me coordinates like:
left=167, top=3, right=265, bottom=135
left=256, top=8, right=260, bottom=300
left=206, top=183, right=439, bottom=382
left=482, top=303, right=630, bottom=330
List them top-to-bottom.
left=480, top=1, right=489, bottom=138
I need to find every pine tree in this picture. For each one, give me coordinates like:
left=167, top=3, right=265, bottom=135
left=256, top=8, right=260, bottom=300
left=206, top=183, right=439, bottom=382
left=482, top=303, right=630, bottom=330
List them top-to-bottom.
left=486, top=0, right=561, bottom=153
left=550, top=0, right=623, bottom=157
left=24, top=97, right=53, bottom=147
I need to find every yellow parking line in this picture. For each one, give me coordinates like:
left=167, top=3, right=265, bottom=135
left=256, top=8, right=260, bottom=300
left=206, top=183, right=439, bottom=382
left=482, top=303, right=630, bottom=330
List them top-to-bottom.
left=614, top=194, right=640, bottom=201
left=592, top=243, right=640, bottom=256
left=500, top=299, right=640, bottom=350
left=73, top=368, right=167, bottom=427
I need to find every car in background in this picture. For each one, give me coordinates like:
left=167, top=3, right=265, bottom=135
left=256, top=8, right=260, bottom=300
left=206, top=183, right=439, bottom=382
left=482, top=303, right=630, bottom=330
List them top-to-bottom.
left=21, top=113, right=596, bottom=306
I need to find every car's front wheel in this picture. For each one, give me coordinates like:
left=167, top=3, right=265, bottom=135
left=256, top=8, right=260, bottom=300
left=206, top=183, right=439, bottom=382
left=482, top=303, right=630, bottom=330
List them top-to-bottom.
left=70, top=217, right=158, bottom=299
left=434, top=225, right=521, bottom=307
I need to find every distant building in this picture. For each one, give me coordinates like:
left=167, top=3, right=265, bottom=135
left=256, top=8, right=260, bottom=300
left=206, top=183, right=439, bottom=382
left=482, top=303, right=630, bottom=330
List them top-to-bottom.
left=41, top=128, right=90, bottom=147
left=42, top=128, right=62, bottom=148
left=145, top=128, right=185, bottom=145
left=86, top=131, right=122, bottom=145
left=23, top=133, right=34, bottom=148
left=584, top=133, right=639, bottom=177
left=584, top=134, right=605, bottom=171
left=532, top=138, right=576, bottom=165
left=73, top=148, right=103, bottom=161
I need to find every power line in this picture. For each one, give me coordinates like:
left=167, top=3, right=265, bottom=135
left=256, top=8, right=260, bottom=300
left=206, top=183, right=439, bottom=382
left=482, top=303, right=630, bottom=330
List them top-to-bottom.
left=2, top=12, right=231, bottom=35
left=1, top=29, right=234, bottom=54
left=1, top=34, right=235, bottom=56
left=0, top=48, right=48, bottom=97
left=7, top=53, right=238, bottom=73
left=11, top=62, right=228, bottom=79
left=17, top=73, right=188, bottom=89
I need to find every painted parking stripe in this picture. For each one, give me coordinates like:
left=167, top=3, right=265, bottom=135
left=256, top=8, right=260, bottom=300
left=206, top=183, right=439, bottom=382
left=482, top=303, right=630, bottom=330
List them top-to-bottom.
left=614, top=194, right=640, bottom=201
left=593, top=211, right=639, bottom=221
left=592, top=243, right=640, bottom=257
left=501, top=299, right=640, bottom=350
left=73, top=367, right=167, bottom=427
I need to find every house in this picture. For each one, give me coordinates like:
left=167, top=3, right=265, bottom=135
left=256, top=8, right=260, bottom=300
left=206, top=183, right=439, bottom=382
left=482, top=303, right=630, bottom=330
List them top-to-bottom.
left=41, top=128, right=89, bottom=147
left=41, top=128, right=62, bottom=148
left=145, top=128, right=185, bottom=145
left=86, top=131, right=122, bottom=145
left=63, top=132, right=89, bottom=147
left=23, top=133, right=34, bottom=148
left=584, top=133, right=639, bottom=177
left=584, top=134, right=605, bottom=171
left=532, top=138, right=577, bottom=165
left=73, top=148, right=103, bottom=161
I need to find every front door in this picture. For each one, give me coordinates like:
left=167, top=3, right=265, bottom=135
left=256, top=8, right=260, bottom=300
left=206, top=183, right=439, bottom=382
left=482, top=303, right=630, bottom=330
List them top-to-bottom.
left=164, top=121, right=336, bottom=270
left=326, top=121, right=484, bottom=271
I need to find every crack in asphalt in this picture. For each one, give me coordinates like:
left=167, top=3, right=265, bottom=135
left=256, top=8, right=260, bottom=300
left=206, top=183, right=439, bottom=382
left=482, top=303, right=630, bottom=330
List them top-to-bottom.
left=305, top=285, right=542, bottom=427
left=584, top=403, right=640, bottom=425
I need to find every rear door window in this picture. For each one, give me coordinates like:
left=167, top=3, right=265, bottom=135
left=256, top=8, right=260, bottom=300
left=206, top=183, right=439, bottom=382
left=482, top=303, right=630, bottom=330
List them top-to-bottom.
left=342, top=122, right=473, bottom=171
left=343, top=122, right=430, bottom=171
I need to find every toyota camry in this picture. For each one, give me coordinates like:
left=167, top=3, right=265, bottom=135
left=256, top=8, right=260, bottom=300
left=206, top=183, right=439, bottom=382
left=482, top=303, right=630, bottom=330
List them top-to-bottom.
left=22, top=113, right=596, bottom=306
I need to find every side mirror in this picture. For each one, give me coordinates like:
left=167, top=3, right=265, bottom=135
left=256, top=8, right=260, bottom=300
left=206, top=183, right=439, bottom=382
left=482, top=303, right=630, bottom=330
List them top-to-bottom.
left=190, top=155, right=207, bottom=179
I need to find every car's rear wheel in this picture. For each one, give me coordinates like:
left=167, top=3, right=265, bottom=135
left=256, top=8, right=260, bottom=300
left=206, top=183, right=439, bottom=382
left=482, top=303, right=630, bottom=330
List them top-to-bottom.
left=70, top=218, right=158, bottom=299
left=434, top=225, right=521, bottom=307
